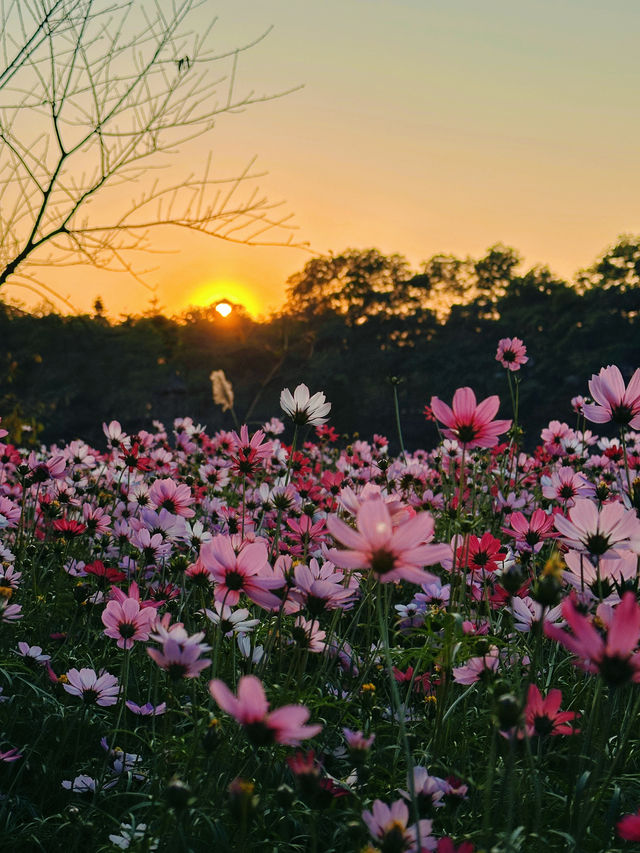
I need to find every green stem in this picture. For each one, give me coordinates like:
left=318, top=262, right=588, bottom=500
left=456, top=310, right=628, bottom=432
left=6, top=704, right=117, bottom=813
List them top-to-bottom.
left=392, top=383, right=406, bottom=458
left=375, top=586, right=421, bottom=842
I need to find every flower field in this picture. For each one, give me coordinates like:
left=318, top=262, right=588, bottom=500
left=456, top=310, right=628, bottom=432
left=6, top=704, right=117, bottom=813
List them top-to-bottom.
left=2, top=344, right=640, bottom=852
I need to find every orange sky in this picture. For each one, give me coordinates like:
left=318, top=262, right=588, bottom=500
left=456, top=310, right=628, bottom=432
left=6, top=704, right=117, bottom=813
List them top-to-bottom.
left=3, top=0, right=640, bottom=318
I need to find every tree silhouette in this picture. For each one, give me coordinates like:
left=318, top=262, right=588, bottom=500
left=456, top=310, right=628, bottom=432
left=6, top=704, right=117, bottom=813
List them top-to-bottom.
left=0, top=0, right=303, bottom=307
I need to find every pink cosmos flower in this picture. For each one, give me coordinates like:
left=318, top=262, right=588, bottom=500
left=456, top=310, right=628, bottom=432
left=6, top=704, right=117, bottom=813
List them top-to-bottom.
left=496, top=337, right=528, bottom=371
left=583, top=365, right=640, bottom=428
left=430, top=387, right=511, bottom=449
left=540, top=421, right=572, bottom=457
left=230, top=425, right=273, bottom=476
left=27, top=451, right=66, bottom=482
left=540, top=466, right=593, bottom=507
left=148, top=478, right=195, bottom=517
left=0, top=496, right=20, bottom=528
left=326, top=499, right=450, bottom=585
left=554, top=499, right=640, bottom=559
left=81, top=504, right=112, bottom=535
left=502, top=509, right=557, bottom=553
left=199, top=535, right=283, bottom=609
left=563, top=548, right=637, bottom=600
left=288, top=560, right=357, bottom=614
left=544, top=591, right=640, bottom=686
left=101, top=594, right=156, bottom=650
left=290, top=615, right=326, bottom=653
left=147, top=637, right=211, bottom=679
left=452, top=647, right=500, bottom=684
left=63, top=668, right=120, bottom=706
left=209, top=674, right=322, bottom=746
left=521, top=683, right=579, bottom=737
left=125, top=701, right=167, bottom=716
left=343, top=728, right=375, bottom=752
left=0, top=747, right=22, bottom=762
left=398, top=766, right=446, bottom=810
left=362, top=798, right=436, bottom=852
left=618, top=808, right=640, bottom=841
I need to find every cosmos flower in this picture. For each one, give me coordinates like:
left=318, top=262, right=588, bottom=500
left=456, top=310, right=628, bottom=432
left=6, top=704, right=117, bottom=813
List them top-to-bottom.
left=495, top=337, right=528, bottom=371
left=583, top=365, right=640, bottom=428
left=280, top=383, right=331, bottom=426
left=430, top=387, right=511, bottom=449
left=148, top=477, right=195, bottom=518
left=327, top=498, right=450, bottom=585
left=554, top=499, right=640, bottom=559
left=502, top=509, right=557, bottom=553
left=199, top=535, right=282, bottom=609
left=544, top=591, right=640, bottom=686
left=101, top=594, right=156, bottom=650
left=147, top=635, right=211, bottom=679
left=16, top=642, right=50, bottom=664
left=452, top=647, right=500, bottom=684
left=63, top=668, right=120, bottom=706
left=209, top=675, right=322, bottom=746
left=521, top=683, right=579, bottom=737
left=125, top=700, right=167, bottom=716
left=0, top=746, right=22, bottom=762
left=61, top=775, right=98, bottom=792
left=362, top=798, right=436, bottom=852
left=618, top=808, right=640, bottom=841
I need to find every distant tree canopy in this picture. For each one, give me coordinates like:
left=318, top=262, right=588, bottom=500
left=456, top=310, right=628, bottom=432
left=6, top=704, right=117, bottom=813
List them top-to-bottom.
left=1, top=237, right=639, bottom=452
left=284, top=244, right=524, bottom=329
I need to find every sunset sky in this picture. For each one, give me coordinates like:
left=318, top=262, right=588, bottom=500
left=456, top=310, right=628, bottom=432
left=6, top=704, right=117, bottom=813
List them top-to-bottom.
left=4, top=0, right=640, bottom=318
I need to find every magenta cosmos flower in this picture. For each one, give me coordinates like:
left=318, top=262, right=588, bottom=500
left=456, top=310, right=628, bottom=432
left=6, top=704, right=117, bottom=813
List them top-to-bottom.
left=496, top=337, right=528, bottom=371
left=583, top=365, right=640, bottom=428
left=430, top=387, right=511, bottom=449
left=326, top=499, right=450, bottom=585
left=554, top=499, right=640, bottom=559
left=502, top=509, right=557, bottom=554
left=545, top=591, right=640, bottom=686
left=63, top=668, right=120, bottom=706
left=209, top=674, right=322, bottom=746
left=521, top=683, right=579, bottom=737
left=618, top=808, right=640, bottom=841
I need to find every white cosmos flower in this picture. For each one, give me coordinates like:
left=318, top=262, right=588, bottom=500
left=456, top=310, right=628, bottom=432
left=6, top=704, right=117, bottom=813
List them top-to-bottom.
left=280, top=383, right=331, bottom=426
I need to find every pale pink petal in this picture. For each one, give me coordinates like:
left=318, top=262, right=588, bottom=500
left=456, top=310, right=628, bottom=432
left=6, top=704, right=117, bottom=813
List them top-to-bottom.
left=452, top=387, right=477, bottom=422
left=429, top=396, right=454, bottom=427
left=357, top=500, right=393, bottom=549
left=236, top=675, right=269, bottom=721
left=209, top=678, right=241, bottom=718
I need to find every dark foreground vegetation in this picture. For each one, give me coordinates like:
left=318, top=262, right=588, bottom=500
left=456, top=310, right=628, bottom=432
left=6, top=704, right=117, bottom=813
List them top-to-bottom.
left=1, top=239, right=639, bottom=450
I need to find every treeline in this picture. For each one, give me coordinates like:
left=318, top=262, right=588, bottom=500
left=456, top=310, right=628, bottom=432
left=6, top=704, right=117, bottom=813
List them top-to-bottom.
left=1, top=239, right=639, bottom=451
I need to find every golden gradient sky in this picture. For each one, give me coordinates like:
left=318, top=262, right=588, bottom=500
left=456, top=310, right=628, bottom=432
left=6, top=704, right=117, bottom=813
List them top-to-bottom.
left=4, top=0, right=640, bottom=318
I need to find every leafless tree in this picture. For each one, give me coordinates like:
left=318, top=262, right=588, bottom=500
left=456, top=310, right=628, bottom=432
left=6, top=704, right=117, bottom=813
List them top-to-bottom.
left=0, top=0, right=304, bottom=306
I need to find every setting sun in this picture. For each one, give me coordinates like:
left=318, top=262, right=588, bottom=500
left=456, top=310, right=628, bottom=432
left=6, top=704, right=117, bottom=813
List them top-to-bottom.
left=186, top=279, right=262, bottom=318
left=215, top=301, right=232, bottom=317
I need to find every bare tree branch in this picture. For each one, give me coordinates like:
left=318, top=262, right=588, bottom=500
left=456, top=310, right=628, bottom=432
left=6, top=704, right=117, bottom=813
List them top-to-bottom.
left=0, top=0, right=305, bottom=304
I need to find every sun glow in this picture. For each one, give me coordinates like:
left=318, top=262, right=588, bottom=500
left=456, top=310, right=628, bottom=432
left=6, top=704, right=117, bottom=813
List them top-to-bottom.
left=186, top=280, right=262, bottom=318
